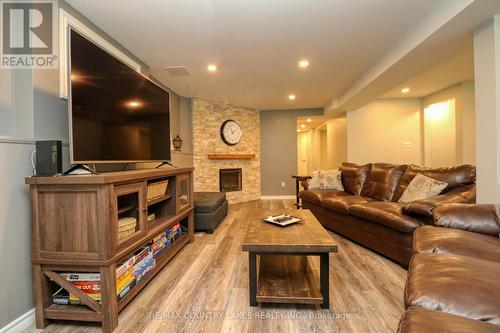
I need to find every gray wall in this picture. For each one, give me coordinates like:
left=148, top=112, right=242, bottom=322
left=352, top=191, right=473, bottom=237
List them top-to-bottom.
left=0, top=0, right=192, bottom=328
left=260, top=108, right=323, bottom=196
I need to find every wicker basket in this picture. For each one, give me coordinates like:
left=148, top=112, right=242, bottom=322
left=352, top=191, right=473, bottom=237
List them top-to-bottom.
left=147, top=180, right=169, bottom=201
left=118, top=217, right=137, bottom=241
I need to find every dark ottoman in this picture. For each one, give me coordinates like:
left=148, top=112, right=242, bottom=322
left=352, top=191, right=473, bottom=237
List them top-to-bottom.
left=194, top=192, right=228, bottom=233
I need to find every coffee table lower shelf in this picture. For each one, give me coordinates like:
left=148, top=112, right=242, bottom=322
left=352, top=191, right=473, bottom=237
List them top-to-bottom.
left=249, top=253, right=329, bottom=308
left=252, top=254, right=328, bottom=307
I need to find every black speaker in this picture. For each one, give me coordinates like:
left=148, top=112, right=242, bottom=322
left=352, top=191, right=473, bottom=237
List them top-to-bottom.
left=35, top=140, right=62, bottom=176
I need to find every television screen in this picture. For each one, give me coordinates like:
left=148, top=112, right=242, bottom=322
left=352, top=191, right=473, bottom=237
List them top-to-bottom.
left=69, top=28, right=171, bottom=163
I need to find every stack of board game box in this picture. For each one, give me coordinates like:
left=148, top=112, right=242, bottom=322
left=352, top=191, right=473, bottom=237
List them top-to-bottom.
left=150, top=223, right=184, bottom=256
left=51, top=224, right=184, bottom=305
left=133, top=246, right=155, bottom=283
left=52, top=255, right=141, bottom=304
left=116, top=256, right=135, bottom=300
left=52, top=272, right=101, bottom=305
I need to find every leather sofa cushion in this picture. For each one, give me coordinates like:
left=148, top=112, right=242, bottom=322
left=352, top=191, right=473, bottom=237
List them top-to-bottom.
left=340, top=162, right=371, bottom=195
left=361, top=163, right=406, bottom=201
left=393, top=164, right=476, bottom=201
left=403, top=184, right=476, bottom=218
left=299, top=189, right=349, bottom=205
left=194, top=192, right=226, bottom=213
left=321, top=195, right=374, bottom=214
left=349, top=202, right=423, bottom=234
left=434, top=203, right=500, bottom=237
left=413, top=226, right=500, bottom=263
left=405, top=253, right=500, bottom=325
left=398, top=307, right=500, bottom=333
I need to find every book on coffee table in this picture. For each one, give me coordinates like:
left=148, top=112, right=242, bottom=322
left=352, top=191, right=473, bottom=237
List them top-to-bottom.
left=262, top=214, right=302, bottom=227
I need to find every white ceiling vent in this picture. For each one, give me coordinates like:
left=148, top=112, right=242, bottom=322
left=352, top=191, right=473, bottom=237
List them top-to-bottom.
left=164, top=66, right=191, bottom=76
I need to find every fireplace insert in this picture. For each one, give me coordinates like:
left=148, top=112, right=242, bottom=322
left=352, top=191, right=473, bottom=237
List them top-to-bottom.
left=219, top=168, right=242, bottom=192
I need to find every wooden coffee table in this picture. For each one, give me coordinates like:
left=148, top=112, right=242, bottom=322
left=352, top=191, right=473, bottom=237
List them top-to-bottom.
left=242, top=209, right=337, bottom=308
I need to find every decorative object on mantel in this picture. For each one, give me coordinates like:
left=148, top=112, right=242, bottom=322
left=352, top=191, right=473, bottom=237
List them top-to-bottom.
left=220, top=119, right=242, bottom=146
left=172, top=134, right=183, bottom=151
left=207, top=154, right=256, bottom=159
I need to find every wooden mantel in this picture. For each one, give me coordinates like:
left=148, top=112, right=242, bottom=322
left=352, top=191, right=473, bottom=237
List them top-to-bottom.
left=207, top=153, right=256, bottom=159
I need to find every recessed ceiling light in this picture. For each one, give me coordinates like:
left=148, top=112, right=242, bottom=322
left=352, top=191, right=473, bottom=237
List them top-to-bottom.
left=299, top=60, right=309, bottom=68
left=207, top=64, right=217, bottom=72
left=401, top=87, right=410, bottom=93
left=288, top=94, right=296, bottom=100
left=126, top=100, right=142, bottom=108
left=306, top=118, right=312, bottom=122
left=301, top=124, right=306, bottom=128
left=297, top=129, right=301, bottom=133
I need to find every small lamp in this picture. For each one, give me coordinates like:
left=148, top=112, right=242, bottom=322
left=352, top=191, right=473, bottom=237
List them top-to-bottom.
left=172, top=134, right=183, bottom=151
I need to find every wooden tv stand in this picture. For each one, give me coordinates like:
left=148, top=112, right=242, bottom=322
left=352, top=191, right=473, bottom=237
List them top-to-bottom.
left=25, top=168, right=194, bottom=333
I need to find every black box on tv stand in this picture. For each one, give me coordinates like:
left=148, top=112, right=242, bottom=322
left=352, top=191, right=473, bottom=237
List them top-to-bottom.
left=35, top=140, right=62, bottom=176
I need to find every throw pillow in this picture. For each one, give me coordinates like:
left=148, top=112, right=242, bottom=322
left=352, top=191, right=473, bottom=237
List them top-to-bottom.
left=319, top=169, right=344, bottom=191
left=307, top=170, right=344, bottom=191
left=308, top=170, right=321, bottom=189
left=398, top=173, right=448, bottom=203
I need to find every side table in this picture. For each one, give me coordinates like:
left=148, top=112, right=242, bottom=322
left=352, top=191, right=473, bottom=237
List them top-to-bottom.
left=291, top=175, right=312, bottom=209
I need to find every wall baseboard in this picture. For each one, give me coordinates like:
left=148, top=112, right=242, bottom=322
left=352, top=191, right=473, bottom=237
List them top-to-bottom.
left=260, top=195, right=296, bottom=200
left=0, top=308, right=35, bottom=333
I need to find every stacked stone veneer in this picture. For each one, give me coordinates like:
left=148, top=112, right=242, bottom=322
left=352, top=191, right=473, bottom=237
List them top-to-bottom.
left=192, top=98, right=261, bottom=204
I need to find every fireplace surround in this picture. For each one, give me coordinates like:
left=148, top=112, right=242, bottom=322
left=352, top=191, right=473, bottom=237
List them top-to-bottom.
left=192, top=98, right=261, bottom=204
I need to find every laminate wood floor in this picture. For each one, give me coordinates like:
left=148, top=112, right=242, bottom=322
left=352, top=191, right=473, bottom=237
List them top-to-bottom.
left=25, top=200, right=406, bottom=333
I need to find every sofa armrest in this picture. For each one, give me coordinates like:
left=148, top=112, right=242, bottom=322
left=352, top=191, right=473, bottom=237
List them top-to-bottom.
left=403, top=184, right=476, bottom=218
left=433, top=204, right=500, bottom=237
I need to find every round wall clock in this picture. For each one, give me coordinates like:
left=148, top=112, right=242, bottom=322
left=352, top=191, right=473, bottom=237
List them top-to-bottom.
left=220, top=119, right=242, bottom=146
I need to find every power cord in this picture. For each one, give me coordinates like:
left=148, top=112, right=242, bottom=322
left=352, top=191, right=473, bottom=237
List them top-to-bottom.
left=30, top=150, right=36, bottom=175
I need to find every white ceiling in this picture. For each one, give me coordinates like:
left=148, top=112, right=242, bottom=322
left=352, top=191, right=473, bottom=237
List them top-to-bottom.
left=66, top=0, right=500, bottom=111
left=67, top=0, right=444, bottom=110
left=326, top=0, right=500, bottom=114
left=381, top=49, right=475, bottom=99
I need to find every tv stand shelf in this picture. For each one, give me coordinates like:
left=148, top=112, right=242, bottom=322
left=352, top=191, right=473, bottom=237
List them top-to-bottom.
left=26, top=168, right=194, bottom=333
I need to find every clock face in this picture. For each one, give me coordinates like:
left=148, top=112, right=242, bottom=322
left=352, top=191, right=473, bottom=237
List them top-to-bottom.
left=220, top=120, right=242, bottom=146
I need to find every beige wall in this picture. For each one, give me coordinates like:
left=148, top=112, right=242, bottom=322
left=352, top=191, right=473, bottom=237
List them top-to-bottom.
left=473, top=16, right=500, bottom=203
left=421, top=81, right=476, bottom=165
left=462, top=81, right=476, bottom=165
left=192, top=98, right=260, bottom=203
left=347, top=99, right=423, bottom=164
left=423, top=99, right=457, bottom=167
left=326, top=118, right=347, bottom=168
left=320, top=130, right=328, bottom=169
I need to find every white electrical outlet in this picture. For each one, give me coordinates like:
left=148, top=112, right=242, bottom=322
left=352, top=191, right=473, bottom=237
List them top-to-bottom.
left=402, top=141, right=413, bottom=148
left=280, top=181, right=286, bottom=188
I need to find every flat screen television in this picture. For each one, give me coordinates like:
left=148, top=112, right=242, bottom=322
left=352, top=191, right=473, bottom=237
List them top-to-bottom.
left=68, top=28, right=171, bottom=164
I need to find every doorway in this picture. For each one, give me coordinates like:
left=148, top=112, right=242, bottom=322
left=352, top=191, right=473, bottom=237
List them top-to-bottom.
left=297, top=131, right=308, bottom=175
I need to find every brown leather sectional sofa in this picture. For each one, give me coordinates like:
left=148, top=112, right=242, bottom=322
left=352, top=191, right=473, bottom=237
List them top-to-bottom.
left=299, top=162, right=476, bottom=265
left=397, top=203, right=500, bottom=332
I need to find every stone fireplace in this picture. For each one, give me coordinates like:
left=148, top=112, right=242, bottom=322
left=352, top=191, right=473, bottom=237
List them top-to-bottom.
left=192, top=98, right=261, bottom=204
left=219, top=168, right=242, bottom=192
